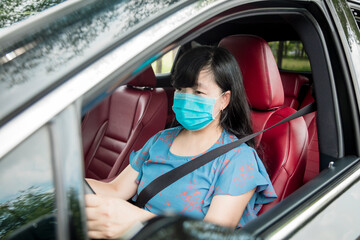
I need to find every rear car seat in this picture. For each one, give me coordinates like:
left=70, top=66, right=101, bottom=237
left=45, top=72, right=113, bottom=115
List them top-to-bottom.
left=219, top=35, right=308, bottom=214
left=81, top=67, right=168, bottom=181
left=280, top=72, right=309, bottom=109
left=280, top=72, right=319, bottom=183
left=299, top=87, right=318, bottom=183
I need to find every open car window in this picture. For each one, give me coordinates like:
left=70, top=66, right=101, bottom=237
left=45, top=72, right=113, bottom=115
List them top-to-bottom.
left=78, top=0, right=360, bottom=237
left=268, top=41, right=311, bottom=72
left=151, top=47, right=179, bottom=74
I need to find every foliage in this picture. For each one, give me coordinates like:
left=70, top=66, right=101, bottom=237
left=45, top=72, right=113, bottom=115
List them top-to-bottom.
left=0, top=0, right=66, bottom=28
left=269, top=41, right=311, bottom=72
left=151, top=49, right=178, bottom=74
left=282, top=57, right=311, bottom=72
left=0, top=186, right=55, bottom=239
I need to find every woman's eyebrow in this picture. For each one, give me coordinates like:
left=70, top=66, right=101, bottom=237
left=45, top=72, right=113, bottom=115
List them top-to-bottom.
left=195, top=81, right=205, bottom=89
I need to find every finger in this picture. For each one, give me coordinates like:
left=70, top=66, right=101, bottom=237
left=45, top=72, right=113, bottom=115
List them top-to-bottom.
left=85, top=194, right=102, bottom=207
left=85, top=206, right=101, bottom=221
left=87, top=219, right=104, bottom=232
left=88, top=230, right=106, bottom=239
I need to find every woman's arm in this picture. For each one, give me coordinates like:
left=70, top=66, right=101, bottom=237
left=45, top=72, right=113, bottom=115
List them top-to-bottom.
left=86, top=165, right=139, bottom=200
left=203, top=188, right=256, bottom=228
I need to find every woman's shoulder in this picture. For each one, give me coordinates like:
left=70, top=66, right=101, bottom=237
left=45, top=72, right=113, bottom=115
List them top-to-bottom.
left=221, top=130, right=258, bottom=158
left=222, top=130, right=253, bottom=147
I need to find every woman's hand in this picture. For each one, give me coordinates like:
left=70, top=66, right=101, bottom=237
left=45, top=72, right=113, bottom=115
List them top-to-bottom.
left=85, top=194, right=155, bottom=239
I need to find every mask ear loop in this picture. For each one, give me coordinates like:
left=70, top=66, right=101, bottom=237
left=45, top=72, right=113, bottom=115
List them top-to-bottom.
left=212, top=92, right=226, bottom=119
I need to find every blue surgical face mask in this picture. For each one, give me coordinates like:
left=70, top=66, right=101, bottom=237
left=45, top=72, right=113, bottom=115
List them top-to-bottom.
left=172, top=92, right=224, bottom=131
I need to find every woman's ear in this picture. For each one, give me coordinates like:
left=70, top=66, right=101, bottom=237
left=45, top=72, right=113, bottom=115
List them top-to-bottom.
left=222, top=91, right=231, bottom=110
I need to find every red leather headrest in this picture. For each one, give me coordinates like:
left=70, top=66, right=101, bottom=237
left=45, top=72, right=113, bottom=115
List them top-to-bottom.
left=219, top=35, right=284, bottom=110
left=128, top=67, right=157, bottom=87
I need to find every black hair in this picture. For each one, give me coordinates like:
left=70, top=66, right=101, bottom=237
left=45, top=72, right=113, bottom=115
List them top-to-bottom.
left=171, top=46, right=255, bottom=149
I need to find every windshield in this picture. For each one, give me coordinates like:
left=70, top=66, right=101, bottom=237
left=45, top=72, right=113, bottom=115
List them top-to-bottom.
left=0, top=0, right=184, bottom=125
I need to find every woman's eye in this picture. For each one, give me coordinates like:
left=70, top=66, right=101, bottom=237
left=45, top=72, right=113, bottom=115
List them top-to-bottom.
left=195, top=90, right=203, bottom=95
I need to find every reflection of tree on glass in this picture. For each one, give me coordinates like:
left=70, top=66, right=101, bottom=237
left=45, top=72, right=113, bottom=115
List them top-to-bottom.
left=0, top=0, right=66, bottom=29
left=0, top=0, right=183, bottom=128
left=0, top=127, right=56, bottom=239
left=0, top=188, right=56, bottom=240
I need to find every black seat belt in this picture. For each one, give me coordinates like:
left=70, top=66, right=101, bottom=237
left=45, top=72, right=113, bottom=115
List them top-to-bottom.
left=135, top=102, right=316, bottom=209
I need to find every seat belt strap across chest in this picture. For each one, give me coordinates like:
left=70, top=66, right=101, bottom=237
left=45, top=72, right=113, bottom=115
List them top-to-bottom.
left=135, top=102, right=316, bottom=209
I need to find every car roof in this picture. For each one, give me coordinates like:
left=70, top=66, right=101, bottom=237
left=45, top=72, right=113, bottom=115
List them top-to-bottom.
left=0, top=0, right=189, bottom=126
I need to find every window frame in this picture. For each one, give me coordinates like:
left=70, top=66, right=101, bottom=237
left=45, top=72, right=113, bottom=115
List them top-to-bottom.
left=49, top=105, right=88, bottom=240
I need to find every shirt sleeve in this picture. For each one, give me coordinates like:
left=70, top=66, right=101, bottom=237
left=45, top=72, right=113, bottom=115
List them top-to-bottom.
left=129, top=132, right=161, bottom=173
left=214, top=144, right=277, bottom=203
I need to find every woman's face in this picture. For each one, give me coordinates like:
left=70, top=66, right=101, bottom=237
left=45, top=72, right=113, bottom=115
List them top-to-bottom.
left=176, top=69, right=229, bottom=119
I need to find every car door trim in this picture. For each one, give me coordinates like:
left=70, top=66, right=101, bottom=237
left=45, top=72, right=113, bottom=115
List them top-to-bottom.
left=268, top=161, right=360, bottom=239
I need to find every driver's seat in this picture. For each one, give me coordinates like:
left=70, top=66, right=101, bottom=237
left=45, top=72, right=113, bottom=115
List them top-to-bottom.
left=219, top=35, right=308, bottom=213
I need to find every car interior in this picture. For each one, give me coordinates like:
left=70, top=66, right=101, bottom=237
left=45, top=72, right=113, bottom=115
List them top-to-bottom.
left=80, top=6, right=349, bottom=219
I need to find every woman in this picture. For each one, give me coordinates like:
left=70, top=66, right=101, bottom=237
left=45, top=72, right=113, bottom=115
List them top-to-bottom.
left=86, top=46, right=276, bottom=239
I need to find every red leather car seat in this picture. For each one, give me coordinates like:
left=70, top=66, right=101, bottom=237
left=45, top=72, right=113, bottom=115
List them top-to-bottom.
left=219, top=35, right=308, bottom=213
left=81, top=67, right=168, bottom=181
left=280, top=72, right=309, bottom=109
left=279, top=73, right=319, bottom=183
left=300, top=87, right=319, bottom=183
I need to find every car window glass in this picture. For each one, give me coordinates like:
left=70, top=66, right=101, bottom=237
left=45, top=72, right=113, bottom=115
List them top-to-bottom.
left=0, top=0, right=66, bottom=29
left=268, top=41, right=311, bottom=72
left=151, top=47, right=179, bottom=74
left=0, top=127, right=56, bottom=240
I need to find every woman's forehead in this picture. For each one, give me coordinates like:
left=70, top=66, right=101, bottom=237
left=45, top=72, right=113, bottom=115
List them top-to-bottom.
left=196, top=70, right=217, bottom=89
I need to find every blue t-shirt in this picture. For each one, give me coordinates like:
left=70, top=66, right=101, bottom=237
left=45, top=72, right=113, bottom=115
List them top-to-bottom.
left=130, top=126, right=276, bottom=227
